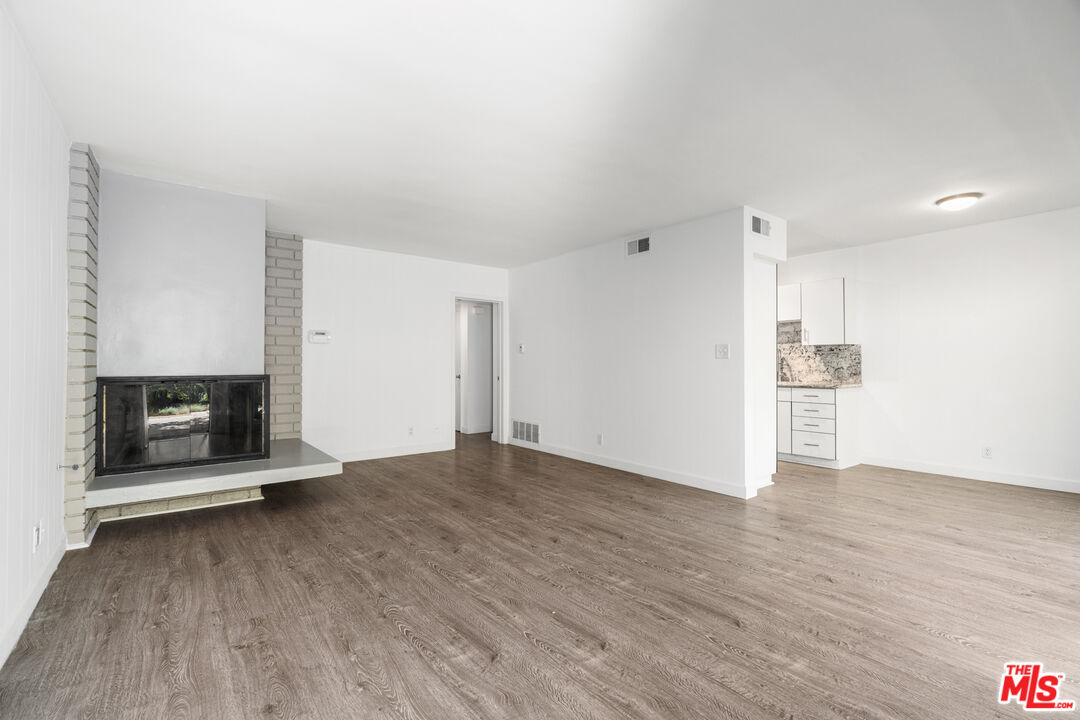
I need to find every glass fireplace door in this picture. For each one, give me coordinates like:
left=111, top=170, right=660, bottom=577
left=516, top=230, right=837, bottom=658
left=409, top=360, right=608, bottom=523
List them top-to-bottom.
left=98, top=375, right=269, bottom=475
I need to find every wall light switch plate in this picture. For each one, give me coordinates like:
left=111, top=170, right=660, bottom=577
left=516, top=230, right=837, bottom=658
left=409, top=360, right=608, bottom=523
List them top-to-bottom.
left=715, top=343, right=730, bottom=360
left=518, top=344, right=526, bottom=354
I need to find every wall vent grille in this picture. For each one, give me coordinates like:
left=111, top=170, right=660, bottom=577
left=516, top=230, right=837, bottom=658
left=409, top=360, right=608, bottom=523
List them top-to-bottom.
left=751, top=216, right=771, bottom=237
left=627, top=237, right=650, bottom=255
left=512, top=420, right=540, bottom=443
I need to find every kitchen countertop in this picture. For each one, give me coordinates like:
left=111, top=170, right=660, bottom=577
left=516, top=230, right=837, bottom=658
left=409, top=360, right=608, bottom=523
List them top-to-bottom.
left=777, top=381, right=862, bottom=389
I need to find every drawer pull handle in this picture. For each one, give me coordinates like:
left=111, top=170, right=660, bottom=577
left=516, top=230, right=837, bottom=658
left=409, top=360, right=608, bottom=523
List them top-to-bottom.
left=804, top=394, right=818, bottom=398
left=804, top=409, right=819, bottom=413
left=805, top=424, right=818, bottom=427
left=804, top=443, right=819, bottom=447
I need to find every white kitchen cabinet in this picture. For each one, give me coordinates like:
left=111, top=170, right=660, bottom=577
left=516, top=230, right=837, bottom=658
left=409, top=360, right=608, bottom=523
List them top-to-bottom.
left=800, top=278, right=845, bottom=345
left=777, top=284, right=801, bottom=321
left=777, top=385, right=859, bottom=469
left=777, top=401, right=791, bottom=454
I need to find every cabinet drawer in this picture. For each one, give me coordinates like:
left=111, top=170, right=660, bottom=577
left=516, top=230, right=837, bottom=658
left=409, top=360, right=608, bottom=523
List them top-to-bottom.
left=777, top=387, right=792, bottom=401
left=791, top=388, right=835, bottom=404
left=792, top=402, right=836, bottom=419
left=792, top=417, right=835, bottom=434
left=792, top=430, right=836, bottom=460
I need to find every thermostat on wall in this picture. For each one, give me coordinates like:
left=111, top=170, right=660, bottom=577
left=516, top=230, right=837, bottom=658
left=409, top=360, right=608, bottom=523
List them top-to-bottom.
left=307, top=330, right=332, bottom=344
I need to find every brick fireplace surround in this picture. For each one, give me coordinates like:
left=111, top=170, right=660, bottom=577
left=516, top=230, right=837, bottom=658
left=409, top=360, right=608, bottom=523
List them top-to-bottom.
left=65, top=147, right=306, bottom=543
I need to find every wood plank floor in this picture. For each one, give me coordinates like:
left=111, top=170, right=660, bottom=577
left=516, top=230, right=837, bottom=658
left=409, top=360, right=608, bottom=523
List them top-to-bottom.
left=2, top=434, right=1077, bottom=719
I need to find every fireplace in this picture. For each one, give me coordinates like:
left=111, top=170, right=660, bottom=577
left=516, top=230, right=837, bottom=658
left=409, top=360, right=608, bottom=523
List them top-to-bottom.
left=96, top=375, right=270, bottom=475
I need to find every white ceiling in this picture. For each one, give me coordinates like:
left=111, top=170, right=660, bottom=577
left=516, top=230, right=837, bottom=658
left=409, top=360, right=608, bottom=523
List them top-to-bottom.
left=7, top=0, right=1080, bottom=266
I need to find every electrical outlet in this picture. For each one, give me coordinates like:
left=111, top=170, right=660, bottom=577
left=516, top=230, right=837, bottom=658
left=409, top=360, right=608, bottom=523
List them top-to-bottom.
left=518, top=343, right=526, bottom=354
left=714, top=343, right=730, bottom=360
left=408, top=426, right=414, bottom=436
left=596, top=433, right=604, bottom=446
left=982, top=447, right=993, bottom=460
left=32, top=523, right=41, bottom=553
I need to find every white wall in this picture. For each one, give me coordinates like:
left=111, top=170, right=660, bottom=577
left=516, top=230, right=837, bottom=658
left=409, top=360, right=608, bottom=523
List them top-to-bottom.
left=0, top=6, right=70, bottom=667
left=97, top=171, right=265, bottom=376
left=744, top=206, right=787, bottom=490
left=781, top=206, right=1080, bottom=493
left=509, top=208, right=785, bottom=499
left=303, top=241, right=508, bottom=461
left=461, top=301, right=493, bottom=434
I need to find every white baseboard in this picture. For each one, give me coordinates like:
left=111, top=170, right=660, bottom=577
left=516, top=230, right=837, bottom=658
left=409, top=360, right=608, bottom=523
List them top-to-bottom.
left=458, top=426, right=493, bottom=436
left=508, top=439, right=754, bottom=499
left=335, top=441, right=455, bottom=464
left=777, top=452, right=840, bottom=470
left=859, top=456, right=1080, bottom=495
left=65, top=518, right=100, bottom=550
left=0, top=540, right=65, bottom=670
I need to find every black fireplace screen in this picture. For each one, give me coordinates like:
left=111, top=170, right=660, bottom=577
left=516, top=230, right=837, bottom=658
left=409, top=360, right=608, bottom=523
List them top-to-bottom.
left=96, top=375, right=270, bottom=475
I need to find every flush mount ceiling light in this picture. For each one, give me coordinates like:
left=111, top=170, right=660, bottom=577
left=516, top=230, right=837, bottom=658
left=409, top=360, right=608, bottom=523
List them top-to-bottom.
left=934, top=192, right=983, bottom=211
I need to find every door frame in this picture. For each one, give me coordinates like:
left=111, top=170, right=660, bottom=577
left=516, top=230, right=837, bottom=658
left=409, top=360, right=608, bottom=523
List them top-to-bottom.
left=451, top=294, right=508, bottom=444
left=454, top=300, right=466, bottom=433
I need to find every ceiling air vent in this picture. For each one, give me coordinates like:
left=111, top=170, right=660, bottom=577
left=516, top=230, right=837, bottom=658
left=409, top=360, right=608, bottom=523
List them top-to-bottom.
left=751, top=216, right=771, bottom=237
left=627, top=237, right=650, bottom=255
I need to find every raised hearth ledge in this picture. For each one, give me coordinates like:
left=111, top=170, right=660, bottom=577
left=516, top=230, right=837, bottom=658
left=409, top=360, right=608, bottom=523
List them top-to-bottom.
left=85, top=439, right=342, bottom=508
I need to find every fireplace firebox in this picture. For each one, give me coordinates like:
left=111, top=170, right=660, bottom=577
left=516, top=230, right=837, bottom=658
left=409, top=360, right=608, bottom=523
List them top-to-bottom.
left=96, top=375, right=270, bottom=475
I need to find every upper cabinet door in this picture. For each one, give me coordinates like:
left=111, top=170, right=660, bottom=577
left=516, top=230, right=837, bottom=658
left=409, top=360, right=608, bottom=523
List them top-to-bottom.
left=801, top=278, right=845, bottom=345
left=777, top=284, right=801, bottom=321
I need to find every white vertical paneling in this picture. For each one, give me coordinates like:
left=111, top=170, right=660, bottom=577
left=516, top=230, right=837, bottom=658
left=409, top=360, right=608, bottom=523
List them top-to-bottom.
left=0, top=7, right=70, bottom=667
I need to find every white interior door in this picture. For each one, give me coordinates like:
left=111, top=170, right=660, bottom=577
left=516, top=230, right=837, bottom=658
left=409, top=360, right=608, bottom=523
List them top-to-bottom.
left=454, top=296, right=505, bottom=443
left=463, top=303, right=493, bottom=434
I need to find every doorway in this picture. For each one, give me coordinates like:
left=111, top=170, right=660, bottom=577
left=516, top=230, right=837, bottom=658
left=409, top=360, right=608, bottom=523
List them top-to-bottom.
left=454, top=299, right=501, bottom=444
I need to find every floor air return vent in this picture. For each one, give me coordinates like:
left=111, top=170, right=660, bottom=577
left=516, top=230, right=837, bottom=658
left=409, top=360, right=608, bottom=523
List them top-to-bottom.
left=512, top=421, right=540, bottom=443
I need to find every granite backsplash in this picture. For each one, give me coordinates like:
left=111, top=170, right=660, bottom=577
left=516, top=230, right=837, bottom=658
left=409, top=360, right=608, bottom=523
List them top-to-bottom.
left=777, top=320, right=802, bottom=344
left=777, top=321, right=862, bottom=385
